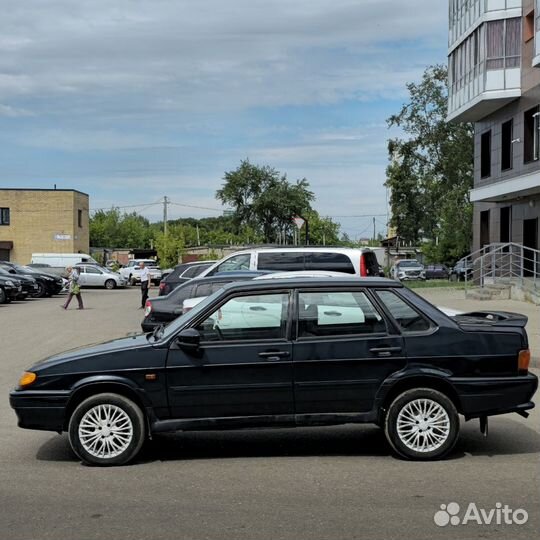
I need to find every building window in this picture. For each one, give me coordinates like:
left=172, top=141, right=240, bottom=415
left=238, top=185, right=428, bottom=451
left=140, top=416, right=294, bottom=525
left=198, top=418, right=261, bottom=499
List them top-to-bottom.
left=486, top=18, right=521, bottom=70
left=524, top=106, right=540, bottom=163
left=501, top=119, right=513, bottom=171
left=481, top=131, right=491, bottom=178
left=500, top=206, right=512, bottom=244
left=0, top=208, right=10, bottom=226
left=78, top=209, right=83, bottom=228
left=480, top=210, right=490, bottom=248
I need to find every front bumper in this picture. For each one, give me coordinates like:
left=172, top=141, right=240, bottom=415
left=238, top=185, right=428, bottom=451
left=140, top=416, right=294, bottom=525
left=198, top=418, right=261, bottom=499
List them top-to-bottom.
left=452, top=373, right=538, bottom=418
left=10, top=390, right=70, bottom=432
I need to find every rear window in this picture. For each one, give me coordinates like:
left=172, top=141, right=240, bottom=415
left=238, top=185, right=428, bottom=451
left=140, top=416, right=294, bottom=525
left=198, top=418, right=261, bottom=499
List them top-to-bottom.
left=257, top=252, right=305, bottom=271
left=305, top=252, right=355, bottom=274
left=183, top=263, right=211, bottom=278
left=375, top=290, right=431, bottom=333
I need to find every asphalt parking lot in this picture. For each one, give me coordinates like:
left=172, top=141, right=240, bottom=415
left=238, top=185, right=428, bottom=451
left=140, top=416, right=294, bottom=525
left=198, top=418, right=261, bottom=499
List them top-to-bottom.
left=0, top=287, right=538, bottom=540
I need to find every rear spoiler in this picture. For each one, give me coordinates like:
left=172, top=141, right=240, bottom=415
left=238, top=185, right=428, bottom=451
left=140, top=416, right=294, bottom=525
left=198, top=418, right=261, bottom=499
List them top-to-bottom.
left=454, top=311, right=528, bottom=328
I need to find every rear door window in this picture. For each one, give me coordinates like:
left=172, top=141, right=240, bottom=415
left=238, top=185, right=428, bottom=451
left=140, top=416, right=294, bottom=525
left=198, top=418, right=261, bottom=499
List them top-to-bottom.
left=257, top=252, right=305, bottom=271
left=305, top=252, right=355, bottom=274
left=215, top=254, right=251, bottom=273
left=375, top=290, right=431, bottom=333
left=297, top=291, right=386, bottom=338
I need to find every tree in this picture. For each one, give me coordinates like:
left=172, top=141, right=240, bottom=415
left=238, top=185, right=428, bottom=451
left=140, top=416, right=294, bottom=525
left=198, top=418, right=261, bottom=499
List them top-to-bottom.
left=386, top=65, right=474, bottom=263
left=216, top=160, right=315, bottom=242
left=90, top=208, right=152, bottom=248
left=154, top=225, right=184, bottom=268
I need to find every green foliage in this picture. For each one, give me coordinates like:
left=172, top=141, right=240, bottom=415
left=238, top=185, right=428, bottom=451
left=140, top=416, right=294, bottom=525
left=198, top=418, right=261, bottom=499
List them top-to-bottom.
left=386, top=65, right=474, bottom=263
left=216, top=159, right=315, bottom=242
left=90, top=208, right=152, bottom=248
left=154, top=225, right=184, bottom=268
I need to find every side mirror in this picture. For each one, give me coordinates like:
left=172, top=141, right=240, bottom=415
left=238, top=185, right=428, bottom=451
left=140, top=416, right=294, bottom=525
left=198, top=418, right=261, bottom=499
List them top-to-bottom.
left=175, top=328, right=200, bottom=352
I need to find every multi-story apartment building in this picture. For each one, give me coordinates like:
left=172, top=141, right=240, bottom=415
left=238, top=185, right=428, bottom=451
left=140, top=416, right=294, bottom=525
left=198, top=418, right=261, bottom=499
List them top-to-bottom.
left=448, top=0, right=540, bottom=266
left=0, top=188, right=89, bottom=264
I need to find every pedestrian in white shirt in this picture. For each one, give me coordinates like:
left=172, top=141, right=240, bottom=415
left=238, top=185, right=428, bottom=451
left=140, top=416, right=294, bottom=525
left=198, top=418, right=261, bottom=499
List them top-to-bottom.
left=139, top=262, right=151, bottom=309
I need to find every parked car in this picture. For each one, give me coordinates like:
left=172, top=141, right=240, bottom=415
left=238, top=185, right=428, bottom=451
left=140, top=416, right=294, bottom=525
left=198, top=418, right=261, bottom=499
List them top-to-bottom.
left=197, top=248, right=383, bottom=278
left=119, top=259, right=162, bottom=285
left=450, top=259, right=473, bottom=281
left=391, top=260, right=426, bottom=281
left=158, top=261, right=216, bottom=296
left=0, top=262, right=63, bottom=297
left=74, top=264, right=128, bottom=289
left=424, top=264, right=450, bottom=280
left=0, top=267, right=39, bottom=300
left=142, top=270, right=269, bottom=332
left=0, top=274, right=21, bottom=303
left=10, top=277, right=537, bottom=466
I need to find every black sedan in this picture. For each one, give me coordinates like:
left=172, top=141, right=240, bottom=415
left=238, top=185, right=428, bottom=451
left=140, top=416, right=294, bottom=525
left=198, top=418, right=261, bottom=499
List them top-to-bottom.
left=158, top=261, right=215, bottom=296
left=0, top=262, right=63, bottom=297
left=424, top=264, right=450, bottom=280
left=0, top=268, right=39, bottom=299
left=143, top=270, right=269, bottom=332
left=0, top=274, right=21, bottom=303
left=10, top=277, right=537, bottom=466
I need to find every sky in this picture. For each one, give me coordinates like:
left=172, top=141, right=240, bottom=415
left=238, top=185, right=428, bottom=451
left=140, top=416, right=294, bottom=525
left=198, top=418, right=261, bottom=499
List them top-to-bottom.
left=0, top=0, right=448, bottom=239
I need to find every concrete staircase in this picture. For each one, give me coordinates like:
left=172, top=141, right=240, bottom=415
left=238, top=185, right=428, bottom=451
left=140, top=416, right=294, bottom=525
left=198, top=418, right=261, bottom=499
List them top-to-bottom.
left=466, top=279, right=540, bottom=305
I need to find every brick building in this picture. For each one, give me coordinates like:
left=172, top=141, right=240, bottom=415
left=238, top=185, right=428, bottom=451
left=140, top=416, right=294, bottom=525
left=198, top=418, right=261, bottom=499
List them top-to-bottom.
left=0, top=188, right=89, bottom=264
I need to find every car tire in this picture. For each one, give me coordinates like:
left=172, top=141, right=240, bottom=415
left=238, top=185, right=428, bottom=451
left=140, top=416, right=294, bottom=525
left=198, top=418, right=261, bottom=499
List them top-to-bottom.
left=104, top=279, right=116, bottom=290
left=33, top=282, right=46, bottom=298
left=0, top=287, right=6, bottom=304
left=384, top=388, right=459, bottom=461
left=68, top=393, right=146, bottom=466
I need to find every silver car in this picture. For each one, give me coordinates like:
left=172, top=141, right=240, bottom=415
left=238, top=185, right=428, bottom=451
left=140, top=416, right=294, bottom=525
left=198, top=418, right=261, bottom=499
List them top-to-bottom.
left=75, top=264, right=128, bottom=289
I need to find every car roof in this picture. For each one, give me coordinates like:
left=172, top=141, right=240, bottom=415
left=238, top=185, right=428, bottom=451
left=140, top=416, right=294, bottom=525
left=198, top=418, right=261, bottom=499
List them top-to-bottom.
left=223, top=247, right=375, bottom=255
left=192, top=270, right=270, bottom=282
left=220, top=276, right=400, bottom=292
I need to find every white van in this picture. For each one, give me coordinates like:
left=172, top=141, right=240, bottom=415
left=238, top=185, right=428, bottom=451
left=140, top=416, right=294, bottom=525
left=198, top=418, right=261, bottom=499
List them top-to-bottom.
left=199, top=247, right=383, bottom=278
left=31, top=253, right=99, bottom=268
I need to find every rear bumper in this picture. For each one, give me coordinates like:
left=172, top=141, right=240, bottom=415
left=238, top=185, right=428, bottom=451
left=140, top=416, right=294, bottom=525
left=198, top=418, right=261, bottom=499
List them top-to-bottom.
left=452, top=373, right=538, bottom=418
left=10, top=390, right=70, bottom=432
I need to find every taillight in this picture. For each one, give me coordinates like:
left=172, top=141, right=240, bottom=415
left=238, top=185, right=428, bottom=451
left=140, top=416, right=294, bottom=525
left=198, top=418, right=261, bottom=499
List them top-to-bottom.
left=359, top=254, right=367, bottom=276
left=159, top=282, right=165, bottom=290
left=144, top=300, right=152, bottom=317
left=518, top=349, right=530, bottom=373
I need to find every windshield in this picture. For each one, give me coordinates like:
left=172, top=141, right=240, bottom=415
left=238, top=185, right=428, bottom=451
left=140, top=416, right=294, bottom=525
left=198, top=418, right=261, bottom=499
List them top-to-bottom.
left=398, top=261, right=421, bottom=268
left=156, top=287, right=225, bottom=341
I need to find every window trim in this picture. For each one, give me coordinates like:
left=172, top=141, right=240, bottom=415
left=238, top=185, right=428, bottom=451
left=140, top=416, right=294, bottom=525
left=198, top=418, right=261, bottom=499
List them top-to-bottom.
left=501, top=118, right=514, bottom=172
left=480, top=130, right=492, bottom=178
left=294, top=287, right=390, bottom=342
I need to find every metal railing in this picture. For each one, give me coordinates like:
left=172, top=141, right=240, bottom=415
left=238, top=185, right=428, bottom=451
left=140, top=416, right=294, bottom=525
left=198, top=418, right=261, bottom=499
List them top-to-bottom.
left=456, top=242, right=540, bottom=290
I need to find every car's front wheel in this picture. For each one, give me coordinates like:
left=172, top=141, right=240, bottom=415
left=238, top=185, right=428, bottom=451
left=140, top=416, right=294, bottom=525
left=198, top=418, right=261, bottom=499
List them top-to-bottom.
left=104, top=279, right=116, bottom=290
left=33, top=281, right=46, bottom=298
left=0, top=287, right=7, bottom=304
left=384, top=388, right=459, bottom=460
left=68, top=393, right=146, bottom=466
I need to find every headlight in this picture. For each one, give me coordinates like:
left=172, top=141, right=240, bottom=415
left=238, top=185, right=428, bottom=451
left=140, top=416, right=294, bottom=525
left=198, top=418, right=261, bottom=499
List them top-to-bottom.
left=6, top=280, right=14, bottom=286
left=19, top=371, right=37, bottom=389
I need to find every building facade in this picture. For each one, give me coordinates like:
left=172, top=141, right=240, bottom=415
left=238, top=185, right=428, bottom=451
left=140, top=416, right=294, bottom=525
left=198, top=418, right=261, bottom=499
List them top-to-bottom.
left=448, top=0, right=540, bottom=255
left=0, top=189, right=89, bottom=264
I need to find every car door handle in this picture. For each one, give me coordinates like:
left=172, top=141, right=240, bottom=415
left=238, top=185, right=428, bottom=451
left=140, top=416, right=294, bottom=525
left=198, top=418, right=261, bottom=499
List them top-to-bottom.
left=249, top=306, right=267, bottom=311
left=323, top=311, right=341, bottom=316
left=369, top=346, right=402, bottom=357
left=258, top=350, right=290, bottom=361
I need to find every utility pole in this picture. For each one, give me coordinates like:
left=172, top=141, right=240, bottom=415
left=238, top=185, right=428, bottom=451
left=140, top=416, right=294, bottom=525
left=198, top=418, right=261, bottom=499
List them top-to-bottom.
left=163, top=196, right=169, bottom=236
left=373, top=217, right=376, bottom=245
left=196, top=225, right=200, bottom=246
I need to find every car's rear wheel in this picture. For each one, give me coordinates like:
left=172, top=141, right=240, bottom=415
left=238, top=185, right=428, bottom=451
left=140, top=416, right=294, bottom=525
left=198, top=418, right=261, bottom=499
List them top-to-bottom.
left=104, top=279, right=116, bottom=290
left=384, top=388, right=459, bottom=461
left=68, top=393, right=146, bottom=466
